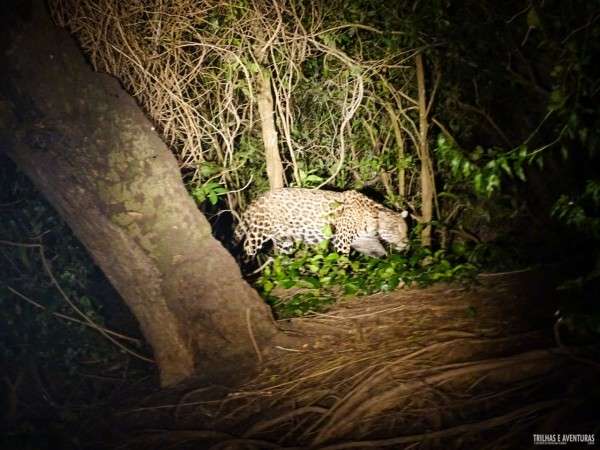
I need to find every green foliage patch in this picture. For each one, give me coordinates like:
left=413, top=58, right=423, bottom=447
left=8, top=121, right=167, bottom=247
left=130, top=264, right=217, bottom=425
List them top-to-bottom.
left=435, top=135, right=534, bottom=197
left=552, top=179, right=600, bottom=240
left=191, top=181, right=229, bottom=206
left=255, top=241, right=477, bottom=319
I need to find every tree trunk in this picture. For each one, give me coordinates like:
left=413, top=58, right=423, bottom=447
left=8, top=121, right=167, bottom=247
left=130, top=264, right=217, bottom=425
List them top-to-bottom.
left=0, top=1, right=280, bottom=387
left=253, top=23, right=284, bottom=191
left=416, top=53, right=435, bottom=247
left=256, top=66, right=284, bottom=190
left=383, top=102, right=406, bottom=199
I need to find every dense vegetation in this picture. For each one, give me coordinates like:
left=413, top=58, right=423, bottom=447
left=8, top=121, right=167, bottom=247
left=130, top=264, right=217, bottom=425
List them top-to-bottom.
left=2, top=0, right=599, bottom=445
left=0, top=161, right=154, bottom=448
left=256, top=242, right=477, bottom=318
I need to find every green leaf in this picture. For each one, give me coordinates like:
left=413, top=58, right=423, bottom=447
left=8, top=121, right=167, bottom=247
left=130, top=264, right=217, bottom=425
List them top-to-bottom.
left=527, top=8, right=541, bottom=29
left=247, top=62, right=260, bottom=74
left=518, top=145, right=528, bottom=159
left=535, top=156, right=544, bottom=170
left=499, top=158, right=512, bottom=176
left=484, top=159, right=496, bottom=170
left=462, top=160, right=472, bottom=177
left=199, top=162, right=221, bottom=177
left=514, top=165, right=526, bottom=182
left=474, top=173, right=483, bottom=193
left=305, top=174, right=324, bottom=183
left=486, top=174, right=501, bottom=195
left=208, top=190, right=218, bottom=205
left=317, top=240, right=330, bottom=251
left=325, top=253, right=339, bottom=262
left=307, top=264, right=320, bottom=273
left=304, top=277, right=321, bottom=288
left=281, top=279, right=295, bottom=289
left=261, top=280, right=273, bottom=293
left=344, top=282, right=359, bottom=295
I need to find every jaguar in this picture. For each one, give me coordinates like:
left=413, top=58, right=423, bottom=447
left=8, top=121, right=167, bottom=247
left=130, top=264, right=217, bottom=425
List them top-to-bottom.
left=235, top=188, right=409, bottom=258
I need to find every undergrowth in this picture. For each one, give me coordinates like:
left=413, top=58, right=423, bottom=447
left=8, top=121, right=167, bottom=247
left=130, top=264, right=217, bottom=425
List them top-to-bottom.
left=0, top=160, right=152, bottom=448
left=255, top=241, right=478, bottom=318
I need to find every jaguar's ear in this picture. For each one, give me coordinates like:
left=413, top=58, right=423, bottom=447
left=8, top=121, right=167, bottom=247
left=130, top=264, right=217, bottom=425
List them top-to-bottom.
left=400, top=210, right=409, bottom=219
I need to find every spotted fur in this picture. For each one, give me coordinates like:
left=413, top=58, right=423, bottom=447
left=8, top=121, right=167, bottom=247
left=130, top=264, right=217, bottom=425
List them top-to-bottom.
left=235, top=188, right=409, bottom=258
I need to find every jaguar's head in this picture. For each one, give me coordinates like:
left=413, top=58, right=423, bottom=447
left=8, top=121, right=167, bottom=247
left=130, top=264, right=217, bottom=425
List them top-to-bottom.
left=377, top=209, right=409, bottom=251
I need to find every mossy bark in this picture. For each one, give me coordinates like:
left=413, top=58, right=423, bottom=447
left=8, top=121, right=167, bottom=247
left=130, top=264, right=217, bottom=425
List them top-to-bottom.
left=0, top=1, right=279, bottom=386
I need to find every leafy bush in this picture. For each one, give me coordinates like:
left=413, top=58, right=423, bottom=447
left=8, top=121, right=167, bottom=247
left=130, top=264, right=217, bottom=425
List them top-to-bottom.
left=435, top=135, right=536, bottom=197
left=552, top=180, right=600, bottom=240
left=191, top=181, right=229, bottom=206
left=255, top=241, right=477, bottom=318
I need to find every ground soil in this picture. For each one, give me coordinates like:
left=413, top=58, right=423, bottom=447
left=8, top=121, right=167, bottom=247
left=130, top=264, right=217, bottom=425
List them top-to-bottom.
left=98, top=269, right=599, bottom=450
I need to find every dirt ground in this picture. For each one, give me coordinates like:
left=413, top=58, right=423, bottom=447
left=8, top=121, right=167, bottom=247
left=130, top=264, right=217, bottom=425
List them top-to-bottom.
left=104, top=269, right=599, bottom=449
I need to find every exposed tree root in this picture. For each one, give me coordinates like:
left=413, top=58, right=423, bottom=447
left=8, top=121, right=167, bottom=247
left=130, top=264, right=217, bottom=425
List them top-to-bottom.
left=111, top=274, right=599, bottom=450
left=318, top=399, right=561, bottom=449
